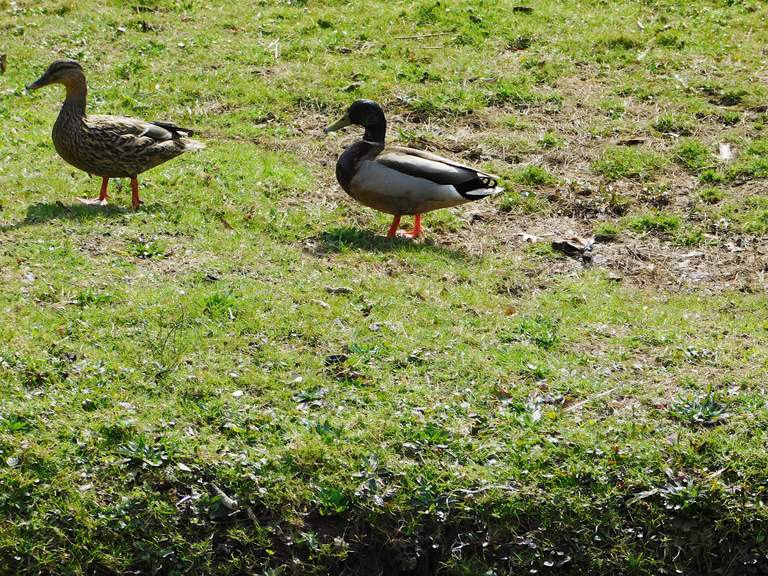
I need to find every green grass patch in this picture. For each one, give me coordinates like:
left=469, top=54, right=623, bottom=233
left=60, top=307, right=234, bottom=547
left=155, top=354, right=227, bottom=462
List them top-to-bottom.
left=2, top=0, right=768, bottom=574
left=653, top=113, right=694, bottom=136
left=538, top=131, right=565, bottom=148
left=674, top=139, right=713, bottom=171
left=593, top=146, right=667, bottom=181
left=513, top=165, right=555, bottom=186
left=699, top=168, right=726, bottom=184
left=697, top=187, right=725, bottom=204
left=626, top=211, right=681, bottom=233
left=594, top=221, right=620, bottom=239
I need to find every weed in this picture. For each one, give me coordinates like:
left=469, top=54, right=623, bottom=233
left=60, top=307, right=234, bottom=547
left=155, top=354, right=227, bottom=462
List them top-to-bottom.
left=721, top=110, right=741, bottom=126
left=653, top=113, right=693, bottom=136
left=538, top=132, right=564, bottom=148
left=699, top=169, right=725, bottom=184
left=497, top=190, right=550, bottom=214
left=742, top=209, right=768, bottom=234
left=673, top=226, right=704, bottom=247
left=126, top=240, right=165, bottom=259
left=524, top=242, right=556, bottom=257
left=74, top=289, right=113, bottom=307
left=202, top=289, right=236, bottom=317
left=671, top=386, right=730, bottom=426
left=0, top=415, right=31, bottom=434
left=313, top=419, right=345, bottom=444
left=116, top=436, right=173, bottom=467
left=314, top=484, right=348, bottom=515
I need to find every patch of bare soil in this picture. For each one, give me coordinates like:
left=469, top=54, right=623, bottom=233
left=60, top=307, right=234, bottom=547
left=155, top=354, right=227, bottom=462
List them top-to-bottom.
left=282, top=81, right=768, bottom=295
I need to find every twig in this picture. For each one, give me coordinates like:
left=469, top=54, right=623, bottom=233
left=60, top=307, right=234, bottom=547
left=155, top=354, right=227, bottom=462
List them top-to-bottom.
left=394, top=32, right=452, bottom=40
left=636, top=45, right=654, bottom=61
left=563, top=387, right=617, bottom=412
left=210, top=483, right=239, bottom=510
left=452, top=485, right=518, bottom=497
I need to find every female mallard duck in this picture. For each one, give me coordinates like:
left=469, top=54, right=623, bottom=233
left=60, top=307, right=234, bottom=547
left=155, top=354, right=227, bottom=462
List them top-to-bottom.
left=26, top=59, right=204, bottom=209
left=325, top=100, right=503, bottom=238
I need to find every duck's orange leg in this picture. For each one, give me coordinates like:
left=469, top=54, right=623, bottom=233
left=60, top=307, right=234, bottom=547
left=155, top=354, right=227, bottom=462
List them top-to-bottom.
left=78, top=176, right=110, bottom=206
left=129, top=178, right=144, bottom=210
left=387, top=214, right=423, bottom=238
left=410, top=214, right=423, bottom=237
left=386, top=215, right=402, bottom=238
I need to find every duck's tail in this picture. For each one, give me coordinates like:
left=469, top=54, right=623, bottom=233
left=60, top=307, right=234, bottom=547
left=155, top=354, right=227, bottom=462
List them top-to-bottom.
left=183, top=139, right=206, bottom=151
left=456, top=175, right=504, bottom=199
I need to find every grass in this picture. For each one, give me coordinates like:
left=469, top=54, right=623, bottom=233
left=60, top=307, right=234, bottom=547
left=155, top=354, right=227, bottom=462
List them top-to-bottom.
left=1, top=0, right=768, bottom=575
left=674, top=139, right=713, bottom=171
left=592, top=146, right=667, bottom=181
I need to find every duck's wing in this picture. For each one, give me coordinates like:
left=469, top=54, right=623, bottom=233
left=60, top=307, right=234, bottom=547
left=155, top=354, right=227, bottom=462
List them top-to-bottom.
left=73, top=115, right=204, bottom=177
left=86, top=115, right=204, bottom=151
left=87, top=116, right=177, bottom=141
left=149, top=120, right=196, bottom=138
left=377, top=146, right=501, bottom=184
left=347, top=148, right=503, bottom=216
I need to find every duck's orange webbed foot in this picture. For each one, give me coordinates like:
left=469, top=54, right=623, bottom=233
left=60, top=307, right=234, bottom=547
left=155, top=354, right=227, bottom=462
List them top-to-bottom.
left=79, top=176, right=111, bottom=206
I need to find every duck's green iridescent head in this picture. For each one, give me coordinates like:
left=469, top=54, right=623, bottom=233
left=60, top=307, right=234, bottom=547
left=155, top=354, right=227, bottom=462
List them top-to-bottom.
left=324, top=99, right=387, bottom=143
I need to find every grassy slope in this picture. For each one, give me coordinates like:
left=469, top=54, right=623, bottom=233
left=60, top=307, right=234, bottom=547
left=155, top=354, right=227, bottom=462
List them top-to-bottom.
left=1, top=0, right=768, bottom=574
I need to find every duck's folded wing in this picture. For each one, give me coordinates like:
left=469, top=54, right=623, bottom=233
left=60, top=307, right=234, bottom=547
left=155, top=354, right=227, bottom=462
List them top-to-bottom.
left=87, top=116, right=178, bottom=142
left=378, top=146, right=500, bottom=184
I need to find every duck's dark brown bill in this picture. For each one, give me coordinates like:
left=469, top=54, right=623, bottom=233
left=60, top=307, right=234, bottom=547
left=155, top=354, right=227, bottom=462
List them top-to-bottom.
left=26, top=75, right=50, bottom=90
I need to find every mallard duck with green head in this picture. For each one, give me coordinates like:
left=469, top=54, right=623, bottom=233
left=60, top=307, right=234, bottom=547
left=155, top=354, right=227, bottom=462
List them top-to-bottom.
left=26, top=59, right=204, bottom=209
left=325, top=100, right=503, bottom=238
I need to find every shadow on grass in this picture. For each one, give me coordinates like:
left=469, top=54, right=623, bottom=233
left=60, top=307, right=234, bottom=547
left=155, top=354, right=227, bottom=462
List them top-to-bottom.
left=0, top=200, right=167, bottom=232
left=316, top=226, right=477, bottom=261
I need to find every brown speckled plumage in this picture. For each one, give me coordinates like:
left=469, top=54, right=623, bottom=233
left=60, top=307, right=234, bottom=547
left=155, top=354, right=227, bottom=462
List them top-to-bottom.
left=27, top=59, right=205, bottom=208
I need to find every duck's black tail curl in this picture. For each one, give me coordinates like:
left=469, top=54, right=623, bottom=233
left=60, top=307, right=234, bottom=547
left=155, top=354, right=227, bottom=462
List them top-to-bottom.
left=455, top=176, right=500, bottom=198
left=479, top=176, right=498, bottom=188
